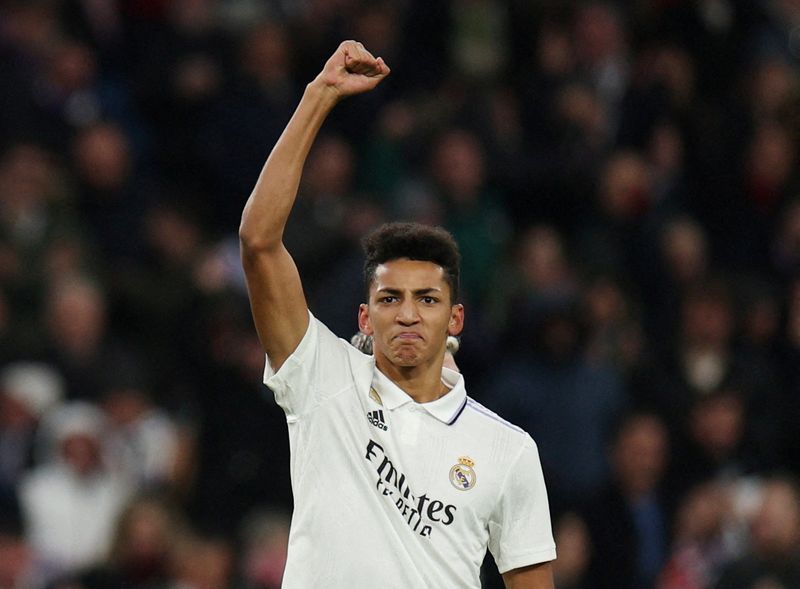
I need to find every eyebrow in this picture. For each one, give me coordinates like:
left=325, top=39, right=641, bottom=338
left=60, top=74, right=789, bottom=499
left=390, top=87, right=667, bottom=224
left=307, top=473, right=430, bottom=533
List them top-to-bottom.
left=376, top=287, right=443, bottom=296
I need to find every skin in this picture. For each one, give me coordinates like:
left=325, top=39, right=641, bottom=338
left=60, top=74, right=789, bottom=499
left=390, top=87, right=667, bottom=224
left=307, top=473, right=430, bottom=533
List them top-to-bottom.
left=239, top=41, right=553, bottom=589
left=240, top=41, right=390, bottom=372
left=358, top=258, right=464, bottom=403
left=503, top=562, right=555, bottom=589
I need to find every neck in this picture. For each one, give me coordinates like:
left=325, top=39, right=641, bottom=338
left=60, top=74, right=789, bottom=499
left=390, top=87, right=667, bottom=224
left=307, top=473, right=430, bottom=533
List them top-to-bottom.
left=375, top=355, right=449, bottom=403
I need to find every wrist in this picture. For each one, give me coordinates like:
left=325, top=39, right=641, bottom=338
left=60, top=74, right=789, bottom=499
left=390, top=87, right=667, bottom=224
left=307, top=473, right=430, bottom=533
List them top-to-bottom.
left=306, top=77, right=342, bottom=108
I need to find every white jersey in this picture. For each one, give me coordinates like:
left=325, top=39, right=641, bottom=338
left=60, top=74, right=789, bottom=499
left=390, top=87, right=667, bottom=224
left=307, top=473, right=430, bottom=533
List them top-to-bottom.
left=264, top=313, right=556, bottom=588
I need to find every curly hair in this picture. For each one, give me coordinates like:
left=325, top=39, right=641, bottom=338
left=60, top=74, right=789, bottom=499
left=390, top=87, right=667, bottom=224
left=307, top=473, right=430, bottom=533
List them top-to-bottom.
left=362, top=222, right=461, bottom=304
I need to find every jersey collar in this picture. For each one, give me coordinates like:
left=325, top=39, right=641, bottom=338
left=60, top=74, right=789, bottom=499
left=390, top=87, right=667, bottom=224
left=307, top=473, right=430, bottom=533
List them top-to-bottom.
left=371, top=366, right=468, bottom=426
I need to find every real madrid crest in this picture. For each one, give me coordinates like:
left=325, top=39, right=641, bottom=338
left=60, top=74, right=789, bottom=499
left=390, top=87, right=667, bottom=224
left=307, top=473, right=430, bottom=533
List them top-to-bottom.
left=449, top=456, right=477, bottom=491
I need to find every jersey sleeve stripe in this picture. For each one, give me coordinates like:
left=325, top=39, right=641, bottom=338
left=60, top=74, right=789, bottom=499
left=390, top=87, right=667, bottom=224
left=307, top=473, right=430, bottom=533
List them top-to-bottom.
left=465, top=399, right=526, bottom=434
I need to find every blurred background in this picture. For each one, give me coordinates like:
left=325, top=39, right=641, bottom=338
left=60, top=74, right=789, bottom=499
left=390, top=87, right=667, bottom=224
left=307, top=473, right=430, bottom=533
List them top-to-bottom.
left=1, top=0, right=800, bottom=587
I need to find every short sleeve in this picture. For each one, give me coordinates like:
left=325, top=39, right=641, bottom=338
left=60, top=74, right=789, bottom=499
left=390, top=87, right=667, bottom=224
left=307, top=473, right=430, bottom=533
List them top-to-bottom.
left=263, top=311, right=359, bottom=420
left=487, top=436, right=557, bottom=573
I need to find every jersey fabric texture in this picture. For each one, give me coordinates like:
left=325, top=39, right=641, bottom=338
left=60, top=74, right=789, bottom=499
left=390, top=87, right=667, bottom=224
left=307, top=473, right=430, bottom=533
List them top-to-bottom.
left=264, top=312, right=556, bottom=588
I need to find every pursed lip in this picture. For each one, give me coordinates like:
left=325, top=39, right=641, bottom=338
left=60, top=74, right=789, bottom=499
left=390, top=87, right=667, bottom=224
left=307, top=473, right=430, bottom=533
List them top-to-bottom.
left=393, top=331, right=423, bottom=342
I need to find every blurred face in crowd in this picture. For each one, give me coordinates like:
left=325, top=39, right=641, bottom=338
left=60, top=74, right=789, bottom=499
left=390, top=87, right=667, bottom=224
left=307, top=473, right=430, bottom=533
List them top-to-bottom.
left=170, top=0, right=215, bottom=33
left=574, top=3, right=625, bottom=64
left=353, top=4, right=399, bottom=60
left=242, top=22, right=290, bottom=87
left=48, top=40, right=96, bottom=93
left=651, top=46, right=696, bottom=108
left=751, top=59, right=796, bottom=117
left=556, top=83, right=607, bottom=140
left=747, top=122, right=795, bottom=194
left=72, top=123, right=132, bottom=193
left=648, top=123, right=684, bottom=176
left=432, top=130, right=486, bottom=202
left=304, top=136, right=355, bottom=198
left=0, top=144, right=55, bottom=217
left=600, top=152, right=651, bottom=220
left=145, top=205, right=201, bottom=265
left=661, top=218, right=708, bottom=285
left=517, top=225, right=570, bottom=292
left=47, top=278, right=106, bottom=356
left=584, top=278, right=625, bottom=327
left=681, top=291, right=733, bottom=349
left=743, top=293, right=780, bottom=346
left=539, top=313, right=581, bottom=362
left=102, top=389, right=149, bottom=426
left=690, top=391, right=745, bottom=458
left=0, top=393, right=36, bottom=428
left=613, top=414, right=668, bottom=499
left=61, top=432, right=102, bottom=476
left=751, top=479, right=800, bottom=560
left=674, top=483, right=727, bottom=543
left=112, top=498, right=176, bottom=572
left=242, top=511, right=291, bottom=588
left=552, top=513, right=591, bottom=585
left=0, top=532, right=31, bottom=588
left=171, top=534, right=234, bottom=589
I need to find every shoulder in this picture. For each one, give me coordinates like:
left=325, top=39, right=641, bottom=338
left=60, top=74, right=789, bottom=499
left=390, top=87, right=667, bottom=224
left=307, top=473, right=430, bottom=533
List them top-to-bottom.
left=265, top=312, right=372, bottom=380
left=459, top=396, right=534, bottom=448
left=19, top=465, right=67, bottom=500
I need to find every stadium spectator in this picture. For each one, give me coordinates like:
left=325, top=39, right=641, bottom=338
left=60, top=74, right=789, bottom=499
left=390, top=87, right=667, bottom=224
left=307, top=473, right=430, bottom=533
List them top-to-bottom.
left=42, top=274, right=130, bottom=402
left=487, top=294, right=626, bottom=507
left=0, top=363, right=64, bottom=497
left=100, top=376, right=181, bottom=492
left=19, top=402, right=130, bottom=584
left=582, top=412, right=672, bottom=589
left=713, top=476, right=800, bottom=589
left=658, top=482, right=740, bottom=589
left=239, top=508, right=291, bottom=589
left=551, top=512, right=592, bottom=589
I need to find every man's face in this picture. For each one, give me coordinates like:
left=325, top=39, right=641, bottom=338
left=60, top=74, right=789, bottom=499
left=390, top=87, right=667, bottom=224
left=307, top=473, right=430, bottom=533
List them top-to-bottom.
left=359, top=259, right=463, bottom=369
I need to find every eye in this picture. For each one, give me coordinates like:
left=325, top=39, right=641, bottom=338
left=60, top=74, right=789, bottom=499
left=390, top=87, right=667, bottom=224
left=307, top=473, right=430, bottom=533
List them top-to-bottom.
left=379, top=295, right=398, bottom=304
left=420, top=296, right=437, bottom=304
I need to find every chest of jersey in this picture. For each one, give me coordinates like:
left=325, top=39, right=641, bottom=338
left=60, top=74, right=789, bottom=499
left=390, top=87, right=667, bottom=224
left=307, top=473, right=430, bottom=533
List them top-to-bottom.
left=300, top=383, right=505, bottom=548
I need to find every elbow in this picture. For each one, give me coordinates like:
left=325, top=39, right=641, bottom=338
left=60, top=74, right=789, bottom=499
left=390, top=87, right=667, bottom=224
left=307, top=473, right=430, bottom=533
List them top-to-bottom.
left=239, top=219, right=279, bottom=254
left=238, top=222, right=258, bottom=251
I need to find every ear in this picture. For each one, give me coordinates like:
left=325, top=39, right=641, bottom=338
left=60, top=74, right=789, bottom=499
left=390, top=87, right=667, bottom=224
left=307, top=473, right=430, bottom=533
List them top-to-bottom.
left=358, top=303, right=374, bottom=336
left=448, top=304, right=465, bottom=336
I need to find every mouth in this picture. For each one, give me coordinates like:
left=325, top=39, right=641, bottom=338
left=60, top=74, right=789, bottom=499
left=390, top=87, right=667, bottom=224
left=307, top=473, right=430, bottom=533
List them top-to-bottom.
left=394, top=332, right=423, bottom=342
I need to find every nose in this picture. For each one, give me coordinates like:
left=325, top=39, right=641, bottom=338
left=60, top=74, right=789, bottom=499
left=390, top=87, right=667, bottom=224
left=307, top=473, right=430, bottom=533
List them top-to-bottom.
left=396, top=299, right=420, bottom=325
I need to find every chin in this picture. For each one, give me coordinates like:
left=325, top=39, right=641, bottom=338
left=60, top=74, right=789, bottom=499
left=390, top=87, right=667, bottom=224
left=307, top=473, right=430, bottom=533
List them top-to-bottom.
left=390, top=346, right=423, bottom=366
left=393, top=353, right=421, bottom=366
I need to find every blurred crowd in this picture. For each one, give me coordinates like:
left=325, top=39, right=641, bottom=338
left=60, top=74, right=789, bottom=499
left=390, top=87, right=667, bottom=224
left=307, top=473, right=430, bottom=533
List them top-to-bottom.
left=1, top=0, right=800, bottom=587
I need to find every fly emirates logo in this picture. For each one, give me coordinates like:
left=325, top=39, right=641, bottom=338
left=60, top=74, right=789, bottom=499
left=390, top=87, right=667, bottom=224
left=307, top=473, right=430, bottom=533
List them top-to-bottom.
left=365, top=439, right=457, bottom=538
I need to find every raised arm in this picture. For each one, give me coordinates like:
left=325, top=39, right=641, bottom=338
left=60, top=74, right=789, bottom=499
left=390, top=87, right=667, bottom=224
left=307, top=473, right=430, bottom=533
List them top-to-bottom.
left=239, top=41, right=389, bottom=370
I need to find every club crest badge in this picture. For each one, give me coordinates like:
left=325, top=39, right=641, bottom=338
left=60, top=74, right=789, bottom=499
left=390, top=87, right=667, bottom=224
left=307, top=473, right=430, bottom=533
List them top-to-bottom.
left=449, top=456, right=477, bottom=491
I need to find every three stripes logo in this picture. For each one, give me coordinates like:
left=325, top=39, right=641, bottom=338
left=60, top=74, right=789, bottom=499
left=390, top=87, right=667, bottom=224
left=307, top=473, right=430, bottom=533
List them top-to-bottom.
left=367, top=409, right=388, bottom=431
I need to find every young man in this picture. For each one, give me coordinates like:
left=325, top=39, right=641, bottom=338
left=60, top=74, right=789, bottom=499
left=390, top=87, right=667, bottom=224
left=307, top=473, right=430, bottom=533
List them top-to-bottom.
left=240, top=40, right=556, bottom=588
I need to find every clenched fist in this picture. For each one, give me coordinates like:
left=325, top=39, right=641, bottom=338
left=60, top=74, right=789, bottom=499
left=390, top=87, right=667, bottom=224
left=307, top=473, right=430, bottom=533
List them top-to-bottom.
left=315, top=40, right=390, bottom=99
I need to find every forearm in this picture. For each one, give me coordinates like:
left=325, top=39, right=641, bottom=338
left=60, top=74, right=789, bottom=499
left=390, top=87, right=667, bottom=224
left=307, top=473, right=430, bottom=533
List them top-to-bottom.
left=239, top=80, right=340, bottom=251
left=502, top=561, right=554, bottom=589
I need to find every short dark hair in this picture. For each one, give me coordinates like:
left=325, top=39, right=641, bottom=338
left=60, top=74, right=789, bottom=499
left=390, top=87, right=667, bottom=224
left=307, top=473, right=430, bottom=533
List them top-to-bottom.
left=362, top=222, right=461, bottom=303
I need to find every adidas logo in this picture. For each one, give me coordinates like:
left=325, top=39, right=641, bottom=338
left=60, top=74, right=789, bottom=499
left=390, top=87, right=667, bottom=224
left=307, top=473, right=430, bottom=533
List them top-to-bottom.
left=367, top=409, right=388, bottom=431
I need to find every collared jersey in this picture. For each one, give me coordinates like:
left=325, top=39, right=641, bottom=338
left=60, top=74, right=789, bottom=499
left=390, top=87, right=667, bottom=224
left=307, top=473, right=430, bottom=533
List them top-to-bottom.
left=264, top=313, right=556, bottom=588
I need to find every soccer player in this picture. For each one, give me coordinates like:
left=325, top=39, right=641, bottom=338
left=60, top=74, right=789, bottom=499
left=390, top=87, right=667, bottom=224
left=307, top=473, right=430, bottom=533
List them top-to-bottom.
left=240, top=40, right=556, bottom=588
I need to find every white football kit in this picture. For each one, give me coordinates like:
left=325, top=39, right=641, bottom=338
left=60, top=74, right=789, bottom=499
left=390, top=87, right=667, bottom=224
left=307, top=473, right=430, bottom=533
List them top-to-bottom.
left=264, top=313, right=556, bottom=588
